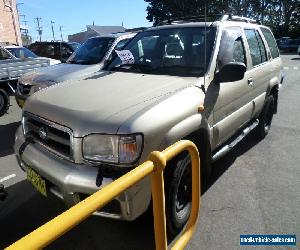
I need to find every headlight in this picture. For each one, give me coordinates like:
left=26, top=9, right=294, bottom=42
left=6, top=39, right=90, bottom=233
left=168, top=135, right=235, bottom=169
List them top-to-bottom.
left=83, top=134, right=143, bottom=164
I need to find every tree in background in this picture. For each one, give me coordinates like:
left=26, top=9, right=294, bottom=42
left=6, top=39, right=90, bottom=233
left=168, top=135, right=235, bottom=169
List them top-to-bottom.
left=145, top=0, right=300, bottom=38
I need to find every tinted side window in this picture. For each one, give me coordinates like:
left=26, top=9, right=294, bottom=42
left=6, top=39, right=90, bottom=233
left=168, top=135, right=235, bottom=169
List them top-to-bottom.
left=218, top=27, right=246, bottom=68
left=260, top=27, right=280, bottom=58
left=244, top=29, right=266, bottom=66
left=255, top=30, right=267, bottom=62
left=233, top=37, right=246, bottom=64
left=115, top=38, right=130, bottom=50
left=28, top=44, right=40, bottom=54
left=45, top=44, right=55, bottom=58
left=54, top=44, right=62, bottom=60
left=60, top=44, right=73, bottom=61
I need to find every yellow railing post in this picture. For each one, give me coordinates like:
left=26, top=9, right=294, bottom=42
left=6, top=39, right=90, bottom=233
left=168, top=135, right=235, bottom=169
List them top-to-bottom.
left=149, top=140, right=200, bottom=250
left=167, top=141, right=200, bottom=250
left=149, top=151, right=168, bottom=250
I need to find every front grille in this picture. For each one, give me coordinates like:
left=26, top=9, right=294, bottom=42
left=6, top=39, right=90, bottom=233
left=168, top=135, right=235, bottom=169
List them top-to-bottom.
left=18, top=83, right=32, bottom=95
left=23, top=113, right=73, bottom=161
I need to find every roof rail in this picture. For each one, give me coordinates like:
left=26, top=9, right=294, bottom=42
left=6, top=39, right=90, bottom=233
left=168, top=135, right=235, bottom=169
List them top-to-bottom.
left=155, top=13, right=261, bottom=26
left=155, top=14, right=224, bottom=26
left=222, top=14, right=261, bottom=24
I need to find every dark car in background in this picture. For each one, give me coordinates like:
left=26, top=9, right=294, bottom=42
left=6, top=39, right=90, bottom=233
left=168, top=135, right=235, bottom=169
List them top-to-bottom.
left=278, top=38, right=300, bottom=52
left=28, top=41, right=80, bottom=62
left=5, top=45, right=61, bottom=65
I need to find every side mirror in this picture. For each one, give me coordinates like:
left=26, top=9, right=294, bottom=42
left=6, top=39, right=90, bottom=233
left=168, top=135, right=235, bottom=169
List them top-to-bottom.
left=103, top=54, right=113, bottom=67
left=216, top=62, right=246, bottom=83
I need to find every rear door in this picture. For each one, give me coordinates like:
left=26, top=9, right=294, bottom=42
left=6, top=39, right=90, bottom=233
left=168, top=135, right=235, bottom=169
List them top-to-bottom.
left=243, top=28, right=270, bottom=117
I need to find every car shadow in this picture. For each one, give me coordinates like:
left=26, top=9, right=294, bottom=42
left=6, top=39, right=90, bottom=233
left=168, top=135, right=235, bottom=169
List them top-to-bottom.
left=291, top=57, right=300, bottom=60
left=0, top=122, right=20, bottom=158
left=0, top=180, right=155, bottom=250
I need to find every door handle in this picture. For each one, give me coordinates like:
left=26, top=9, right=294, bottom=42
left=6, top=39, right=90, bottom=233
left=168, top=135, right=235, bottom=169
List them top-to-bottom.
left=248, top=78, right=254, bottom=87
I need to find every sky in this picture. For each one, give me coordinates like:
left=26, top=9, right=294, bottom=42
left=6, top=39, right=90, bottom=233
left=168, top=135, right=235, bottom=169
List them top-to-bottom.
left=17, top=0, right=152, bottom=42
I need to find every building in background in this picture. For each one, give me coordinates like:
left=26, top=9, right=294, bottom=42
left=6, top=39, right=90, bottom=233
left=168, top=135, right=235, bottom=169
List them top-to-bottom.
left=0, top=0, right=22, bottom=45
left=68, top=25, right=125, bottom=43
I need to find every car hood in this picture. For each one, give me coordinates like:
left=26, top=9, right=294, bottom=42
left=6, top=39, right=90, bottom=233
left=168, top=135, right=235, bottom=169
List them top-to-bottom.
left=39, top=57, right=61, bottom=65
left=21, top=63, right=103, bottom=85
left=25, top=72, right=196, bottom=137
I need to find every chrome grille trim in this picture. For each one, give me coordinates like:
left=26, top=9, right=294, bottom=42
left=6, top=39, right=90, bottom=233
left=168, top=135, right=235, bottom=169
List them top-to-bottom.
left=22, top=112, right=74, bottom=161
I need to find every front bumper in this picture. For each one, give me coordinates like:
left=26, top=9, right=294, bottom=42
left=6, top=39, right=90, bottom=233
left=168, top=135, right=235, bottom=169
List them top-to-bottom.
left=14, top=126, right=151, bottom=221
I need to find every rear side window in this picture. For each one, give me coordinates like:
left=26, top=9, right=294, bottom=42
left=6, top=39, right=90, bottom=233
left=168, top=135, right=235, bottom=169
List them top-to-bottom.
left=260, top=27, right=280, bottom=58
left=244, top=29, right=267, bottom=66
left=28, top=44, right=40, bottom=54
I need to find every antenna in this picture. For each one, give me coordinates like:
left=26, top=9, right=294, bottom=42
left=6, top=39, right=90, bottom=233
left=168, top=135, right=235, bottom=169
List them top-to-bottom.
left=204, top=3, right=207, bottom=91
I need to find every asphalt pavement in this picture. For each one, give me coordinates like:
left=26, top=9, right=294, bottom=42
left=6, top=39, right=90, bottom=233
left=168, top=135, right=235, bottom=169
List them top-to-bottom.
left=0, top=54, right=299, bottom=250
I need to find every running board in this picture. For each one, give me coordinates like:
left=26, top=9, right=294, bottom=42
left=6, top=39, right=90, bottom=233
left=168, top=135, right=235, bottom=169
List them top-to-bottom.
left=212, top=119, right=259, bottom=162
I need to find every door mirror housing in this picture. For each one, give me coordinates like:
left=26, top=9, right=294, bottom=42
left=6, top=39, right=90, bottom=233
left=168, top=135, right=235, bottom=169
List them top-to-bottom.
left=103, top=53, right=113, bottom=67
left=216, top=62, right=246, bottom=83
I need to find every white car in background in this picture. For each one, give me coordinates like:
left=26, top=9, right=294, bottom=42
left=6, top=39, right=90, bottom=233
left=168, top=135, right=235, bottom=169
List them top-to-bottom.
left=15, top=32, right=136, bottom=107
left=5, top=45, right=61, bottom=65
left=298, top=45, right=300, bottom=55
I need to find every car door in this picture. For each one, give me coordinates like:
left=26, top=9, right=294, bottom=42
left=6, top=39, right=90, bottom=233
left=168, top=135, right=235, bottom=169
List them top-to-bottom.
left=212, top=26, right=253, bottom=147
left=243, top=28, right=270, bottom=118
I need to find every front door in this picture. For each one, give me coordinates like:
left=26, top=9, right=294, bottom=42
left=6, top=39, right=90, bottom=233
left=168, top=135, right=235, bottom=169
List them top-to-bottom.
left=212, top=26, right=253, bottom=148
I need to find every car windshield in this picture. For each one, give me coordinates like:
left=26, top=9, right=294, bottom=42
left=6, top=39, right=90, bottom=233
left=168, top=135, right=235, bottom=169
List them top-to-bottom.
left=107, top=27, right=216, bottom=77
left=67, top=37, right=115, bottom=65
left=68, top=42, right=80, bottom=51
left=6, top=47, right=38, bottom=59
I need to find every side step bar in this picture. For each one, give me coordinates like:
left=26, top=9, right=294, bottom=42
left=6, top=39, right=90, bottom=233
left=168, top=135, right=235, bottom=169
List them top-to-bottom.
left=212, top=119, right=259, bottom=162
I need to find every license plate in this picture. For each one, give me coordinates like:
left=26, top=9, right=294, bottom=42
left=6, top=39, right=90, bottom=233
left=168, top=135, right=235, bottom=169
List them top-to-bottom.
left=27, top=167, right=47, bottom=197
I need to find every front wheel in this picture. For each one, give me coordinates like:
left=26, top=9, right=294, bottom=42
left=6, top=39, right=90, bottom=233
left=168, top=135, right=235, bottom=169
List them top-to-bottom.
left=0, top=89, right=10, bottom=117
left=256, top=95, right=274, bottom=139
left=165, top=153, right=192, bottom=236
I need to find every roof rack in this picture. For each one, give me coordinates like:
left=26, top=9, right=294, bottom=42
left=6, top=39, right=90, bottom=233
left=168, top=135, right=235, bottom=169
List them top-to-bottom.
left=155, top=14, right=261, bottom=26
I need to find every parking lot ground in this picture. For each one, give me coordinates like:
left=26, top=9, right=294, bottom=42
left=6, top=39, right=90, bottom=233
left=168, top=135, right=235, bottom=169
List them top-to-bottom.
left=0, top=54, right=299, bottom=249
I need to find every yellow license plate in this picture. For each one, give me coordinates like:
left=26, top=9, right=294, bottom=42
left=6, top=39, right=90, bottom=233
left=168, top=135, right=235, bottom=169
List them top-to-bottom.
left=27, top=167, right=47, bottom=197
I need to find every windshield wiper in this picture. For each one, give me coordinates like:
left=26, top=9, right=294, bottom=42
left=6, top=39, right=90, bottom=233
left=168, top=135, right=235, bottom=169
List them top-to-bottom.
left=67, top=59, right=97, bottom=65
left=110, top=63, right=152, bottom=73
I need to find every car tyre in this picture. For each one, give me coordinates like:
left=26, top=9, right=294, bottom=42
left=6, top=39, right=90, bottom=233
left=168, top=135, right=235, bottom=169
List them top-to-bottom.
left=0, top=89, right=10, bottom=117
left=256, top=95, right=274, bottom=139
left=164, top=152, right=192, bottom=237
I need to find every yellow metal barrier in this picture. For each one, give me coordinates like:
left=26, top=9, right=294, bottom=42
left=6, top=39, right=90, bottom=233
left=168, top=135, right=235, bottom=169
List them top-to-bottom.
left=6, top=140, right=200, bottom=250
